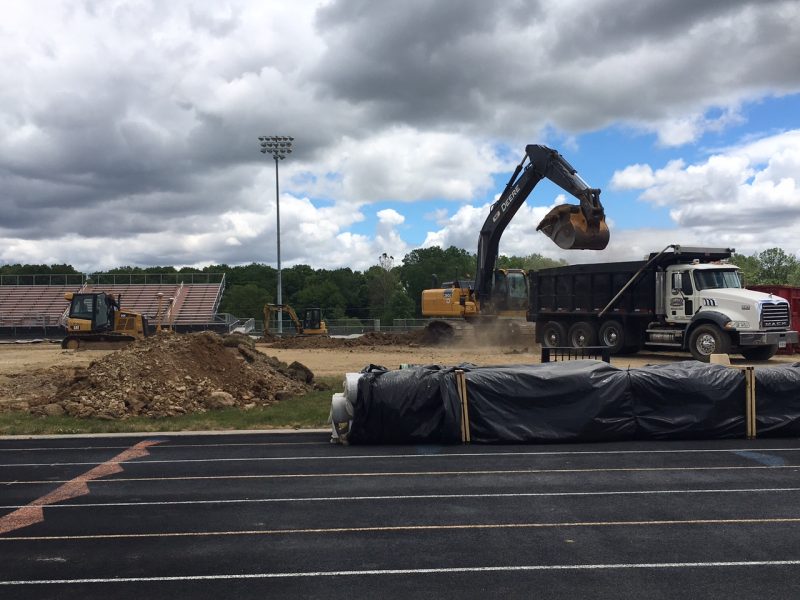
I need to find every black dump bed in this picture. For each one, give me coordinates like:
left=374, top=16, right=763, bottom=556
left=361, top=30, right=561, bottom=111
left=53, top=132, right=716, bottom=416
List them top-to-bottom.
left=527, top=246, right=735, bottom=320
left=529, top=260, right=656, bottom=318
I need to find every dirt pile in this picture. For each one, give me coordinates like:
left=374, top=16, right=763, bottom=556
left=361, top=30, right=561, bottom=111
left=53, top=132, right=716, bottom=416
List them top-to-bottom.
left=263, top=329, right=432, bottom=349
left=25, top=332, right=315, bottom=419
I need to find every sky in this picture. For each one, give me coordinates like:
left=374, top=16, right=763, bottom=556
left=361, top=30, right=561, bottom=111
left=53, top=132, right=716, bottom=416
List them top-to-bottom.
left=1, top=0, right=799, bottom=274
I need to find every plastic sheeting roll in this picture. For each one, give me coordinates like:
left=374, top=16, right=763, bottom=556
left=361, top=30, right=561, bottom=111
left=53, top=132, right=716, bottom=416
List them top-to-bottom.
left=343, top=372, right=361, bottom=403
left=330, top=392, right=354, bottom=442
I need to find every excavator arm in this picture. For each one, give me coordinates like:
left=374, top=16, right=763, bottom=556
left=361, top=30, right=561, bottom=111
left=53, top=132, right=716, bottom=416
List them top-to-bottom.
left=474, top=144, right=608, bottom=305
left=264, top=304, right=303, bottom=335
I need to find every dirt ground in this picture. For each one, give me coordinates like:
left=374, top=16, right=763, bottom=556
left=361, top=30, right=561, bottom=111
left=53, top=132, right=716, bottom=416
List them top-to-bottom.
left=0, top=333, right=314, bottom=417
left=2, top=336, right=797, bottom=382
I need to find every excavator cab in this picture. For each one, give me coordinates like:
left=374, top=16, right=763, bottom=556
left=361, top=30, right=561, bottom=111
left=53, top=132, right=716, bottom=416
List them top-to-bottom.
left=536, top=188, right=609, bottom=250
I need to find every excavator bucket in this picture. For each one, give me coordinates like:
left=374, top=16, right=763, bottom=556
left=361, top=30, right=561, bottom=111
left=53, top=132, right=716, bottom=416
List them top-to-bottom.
left=537, top=204, right=610, bottom=250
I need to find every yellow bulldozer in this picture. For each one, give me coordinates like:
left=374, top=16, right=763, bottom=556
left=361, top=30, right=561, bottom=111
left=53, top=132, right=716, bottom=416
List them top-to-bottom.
left=61, top=291, right=150, bottom=349
left=263, top=304, right=328, bottom=336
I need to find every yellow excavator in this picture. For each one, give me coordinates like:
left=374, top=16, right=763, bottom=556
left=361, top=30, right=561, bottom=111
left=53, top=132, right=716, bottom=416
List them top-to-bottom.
left=421, top=144, right=609, bottom=341
left=61, top=291, right=150, bottom=349
left=263, top=304, right=328, bottom=336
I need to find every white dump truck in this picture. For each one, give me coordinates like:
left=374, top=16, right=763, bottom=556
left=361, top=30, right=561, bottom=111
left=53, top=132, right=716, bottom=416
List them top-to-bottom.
left=528, top=245, right=799, bottom=361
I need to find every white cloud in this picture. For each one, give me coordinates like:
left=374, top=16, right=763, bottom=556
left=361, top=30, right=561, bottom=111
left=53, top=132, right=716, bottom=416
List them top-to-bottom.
left=1, top=1, right=800, bottom=272
left=610, top=129, right=800, bottom=256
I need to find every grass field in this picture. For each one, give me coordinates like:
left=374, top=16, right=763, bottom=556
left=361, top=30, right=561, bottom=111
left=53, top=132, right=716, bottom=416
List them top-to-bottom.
left=0, top=377, right=340, bottom=436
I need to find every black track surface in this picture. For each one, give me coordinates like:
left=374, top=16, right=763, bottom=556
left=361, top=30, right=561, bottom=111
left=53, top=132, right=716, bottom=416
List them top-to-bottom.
left=2, top=432, right=800, bottom=599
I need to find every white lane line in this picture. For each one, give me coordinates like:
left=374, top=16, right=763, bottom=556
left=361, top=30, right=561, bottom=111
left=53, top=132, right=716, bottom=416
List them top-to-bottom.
left=0, top=441, right=328, bottom=452
left=4, top=446, right=800, bottom=468
left=4, top=463, right=799, bottom=485
left=3, top=487, right=800, bottom=510
left=5, top=517, right=800, bottom=542
left=3, top=560, right=800, bottom=584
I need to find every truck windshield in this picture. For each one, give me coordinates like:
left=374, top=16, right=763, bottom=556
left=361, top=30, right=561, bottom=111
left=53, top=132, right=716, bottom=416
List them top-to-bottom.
left=693, top=269, right=742, bottom=291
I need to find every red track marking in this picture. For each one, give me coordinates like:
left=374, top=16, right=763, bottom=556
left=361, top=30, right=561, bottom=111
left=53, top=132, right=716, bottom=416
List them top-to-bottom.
left=0, top=440, right=160, bottom=535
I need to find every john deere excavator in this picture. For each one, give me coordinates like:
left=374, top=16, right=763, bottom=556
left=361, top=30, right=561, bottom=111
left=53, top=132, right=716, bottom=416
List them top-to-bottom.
left=421, top=144, right=609, bottom=341
left=61, top=291, right=150, bottom=349
left=263, top=304, right=328, bottom=336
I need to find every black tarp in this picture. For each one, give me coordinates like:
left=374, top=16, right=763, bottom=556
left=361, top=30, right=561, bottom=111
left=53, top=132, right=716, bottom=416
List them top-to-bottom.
left=346, top=360, right=800, bottom=445
left=462, top=361, right=632, bottom=443
left=628, top=361, right=745, bottom=440
left=754, top=363, right=800, bottom=437
left=348, top=365, right=462, bottom=444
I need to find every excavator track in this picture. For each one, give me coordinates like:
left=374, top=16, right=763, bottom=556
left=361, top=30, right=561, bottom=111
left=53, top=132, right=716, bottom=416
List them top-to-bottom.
left=423, top=319, right=476, bottom=345
left=61, top=334, right=137, bottom=350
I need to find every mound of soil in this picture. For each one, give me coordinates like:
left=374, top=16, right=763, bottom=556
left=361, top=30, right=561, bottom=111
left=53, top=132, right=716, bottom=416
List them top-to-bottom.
left=264, top=329, right=432, bottom=349
left=24, top=332, right=315, bottom=419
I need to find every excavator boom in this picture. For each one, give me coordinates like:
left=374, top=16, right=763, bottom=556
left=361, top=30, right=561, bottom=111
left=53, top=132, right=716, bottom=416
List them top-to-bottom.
left=474, top=144, right=609, bottom=304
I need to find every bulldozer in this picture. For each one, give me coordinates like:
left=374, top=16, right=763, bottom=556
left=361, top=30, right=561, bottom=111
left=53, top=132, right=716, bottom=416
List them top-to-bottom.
left=61, top=291, right=151, bottom=349
left=263, top=304, right=328, bottom=336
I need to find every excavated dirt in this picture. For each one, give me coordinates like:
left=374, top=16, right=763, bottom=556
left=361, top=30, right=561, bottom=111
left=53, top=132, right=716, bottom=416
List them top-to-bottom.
left=262, top=330, right=432, bottom=349
left=1, top=332, right=316, bottom=419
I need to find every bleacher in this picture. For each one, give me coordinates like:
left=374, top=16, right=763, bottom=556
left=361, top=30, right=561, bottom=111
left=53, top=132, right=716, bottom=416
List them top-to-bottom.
left=0, top=274, right=226, bottom=339
left=0, top=285, right=74, bottom=328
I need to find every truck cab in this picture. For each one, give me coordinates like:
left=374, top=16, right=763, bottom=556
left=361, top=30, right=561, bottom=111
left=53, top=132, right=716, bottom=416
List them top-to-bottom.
left=662, top=262, right=794, bottom=358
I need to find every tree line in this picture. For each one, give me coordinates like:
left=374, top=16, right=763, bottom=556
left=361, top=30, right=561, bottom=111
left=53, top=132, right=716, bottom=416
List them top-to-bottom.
left=1, top=246, right=798, bottom=323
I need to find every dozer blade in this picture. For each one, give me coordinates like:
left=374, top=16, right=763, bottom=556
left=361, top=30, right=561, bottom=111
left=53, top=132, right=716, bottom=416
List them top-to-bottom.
left=536, top=205, right=609, bottom=250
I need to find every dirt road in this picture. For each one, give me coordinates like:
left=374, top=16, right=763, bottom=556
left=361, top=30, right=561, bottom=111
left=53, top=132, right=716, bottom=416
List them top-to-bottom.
left=1, top=341, right=797, bottom=381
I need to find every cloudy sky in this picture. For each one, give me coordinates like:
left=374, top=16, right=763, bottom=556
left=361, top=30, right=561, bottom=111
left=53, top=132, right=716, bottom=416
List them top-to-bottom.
left=2, top=0, right=799, bottom=273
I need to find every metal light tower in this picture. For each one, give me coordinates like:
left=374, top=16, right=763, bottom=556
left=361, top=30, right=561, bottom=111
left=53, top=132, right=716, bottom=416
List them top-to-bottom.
left=258, top=135, right=293, bottom=334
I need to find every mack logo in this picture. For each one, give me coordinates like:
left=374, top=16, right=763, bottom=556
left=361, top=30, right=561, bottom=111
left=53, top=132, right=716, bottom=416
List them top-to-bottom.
left=765, top=320, right=788, bottom=327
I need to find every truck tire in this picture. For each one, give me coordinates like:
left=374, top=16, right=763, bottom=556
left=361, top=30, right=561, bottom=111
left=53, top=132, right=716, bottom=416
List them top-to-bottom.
left=598, top=320, right=625, bottom=354
left=541, top=321, right=567, bottom=347
left=568, top=321, right=597, bottom=348
left=688, top=324, right=730, bottom=362
left=740, top=345, right=779, bottom=361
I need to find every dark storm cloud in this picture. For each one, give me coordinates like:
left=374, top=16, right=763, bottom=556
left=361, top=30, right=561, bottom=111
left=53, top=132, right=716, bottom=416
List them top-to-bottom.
left=310, top=0, right=800, bottom=133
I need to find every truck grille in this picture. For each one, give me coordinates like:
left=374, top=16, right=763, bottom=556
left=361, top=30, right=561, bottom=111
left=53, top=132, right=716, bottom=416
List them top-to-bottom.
left=761, top=302, right=790, bottom=329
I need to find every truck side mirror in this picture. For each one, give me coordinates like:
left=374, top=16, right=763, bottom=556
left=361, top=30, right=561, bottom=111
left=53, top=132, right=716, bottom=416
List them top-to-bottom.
left=671, top=273, right=682, bottom=294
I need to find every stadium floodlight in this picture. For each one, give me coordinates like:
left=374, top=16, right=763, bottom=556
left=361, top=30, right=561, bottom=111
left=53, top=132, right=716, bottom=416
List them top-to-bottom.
left=258, top=136, right=294, bottom=334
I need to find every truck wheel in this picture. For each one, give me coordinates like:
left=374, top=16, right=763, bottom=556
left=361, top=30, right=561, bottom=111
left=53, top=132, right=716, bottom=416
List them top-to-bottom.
left=598, top=320, right=625, bottom=354
left=541, top=321, right=567, bottom=347
left=568, top=321, right=597, bottom=348
left=688, top=324, right=730, bottom=362
left=740, top=345, right=778, bottom=361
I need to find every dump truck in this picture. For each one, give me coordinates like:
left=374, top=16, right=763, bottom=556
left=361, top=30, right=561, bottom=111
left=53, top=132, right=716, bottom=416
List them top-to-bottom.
left=422, top=144, right=609, bottom=341
left=528, top=244, right=799, bottom=361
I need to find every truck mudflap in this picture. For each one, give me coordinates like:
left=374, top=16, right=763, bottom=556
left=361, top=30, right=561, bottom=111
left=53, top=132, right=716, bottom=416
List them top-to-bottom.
left=738, top=330, right=799, bottom=347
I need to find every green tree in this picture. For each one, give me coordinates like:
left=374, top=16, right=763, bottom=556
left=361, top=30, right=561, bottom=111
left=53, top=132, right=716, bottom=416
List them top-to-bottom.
left=757, top=248, right=798, bottom=285
left=497, top=253, right=568, bottom=271
left=729, top=253, right=762, bottom=286
left=293, top=278, right=347, bottom=319
left=217, top=283, right=272, bottom=320
left=385, top=289, right=416, bottom=323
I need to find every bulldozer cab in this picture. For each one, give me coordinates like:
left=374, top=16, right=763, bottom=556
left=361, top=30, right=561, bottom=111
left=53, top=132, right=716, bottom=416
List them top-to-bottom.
left=64, top=292, right=114, bottom=332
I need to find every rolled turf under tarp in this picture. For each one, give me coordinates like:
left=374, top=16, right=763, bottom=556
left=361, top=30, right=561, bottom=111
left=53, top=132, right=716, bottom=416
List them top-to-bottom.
left=344, top=361, right=800, bottom=445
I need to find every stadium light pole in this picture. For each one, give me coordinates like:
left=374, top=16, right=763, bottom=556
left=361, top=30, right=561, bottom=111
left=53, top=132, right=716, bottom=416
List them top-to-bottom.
left=258, top=135, right=293, bottom=334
